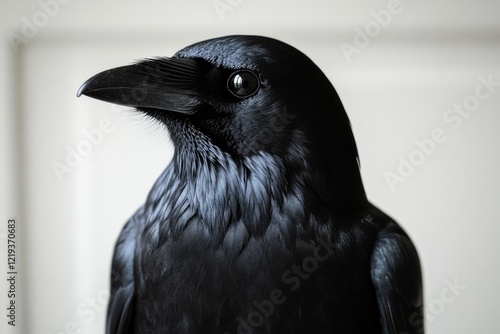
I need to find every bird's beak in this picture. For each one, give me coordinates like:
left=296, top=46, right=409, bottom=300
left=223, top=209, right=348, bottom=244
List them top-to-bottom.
left=77, top=58, right=202, bottom=114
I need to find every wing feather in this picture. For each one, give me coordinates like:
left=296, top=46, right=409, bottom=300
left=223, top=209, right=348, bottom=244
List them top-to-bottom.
left=106, top=208, right=142, bottom=334
left=371, top=222, right=424, bottom=334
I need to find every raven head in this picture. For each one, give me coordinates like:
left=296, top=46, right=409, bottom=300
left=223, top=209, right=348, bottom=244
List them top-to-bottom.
left=78, top=35, right=366, bottom=212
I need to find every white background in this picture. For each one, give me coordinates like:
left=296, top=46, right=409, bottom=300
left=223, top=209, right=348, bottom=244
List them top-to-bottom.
left=1, top=1, right=499, bottom=333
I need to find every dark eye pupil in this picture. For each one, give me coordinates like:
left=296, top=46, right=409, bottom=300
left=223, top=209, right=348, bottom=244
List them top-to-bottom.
left=228, top=71, right=259, bottom=98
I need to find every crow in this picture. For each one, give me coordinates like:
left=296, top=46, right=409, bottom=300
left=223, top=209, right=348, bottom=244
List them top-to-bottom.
left=77, top=35, right=423, bottom=334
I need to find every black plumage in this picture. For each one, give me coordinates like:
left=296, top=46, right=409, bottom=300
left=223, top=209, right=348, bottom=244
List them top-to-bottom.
left=77, top=35, right=423, bottom=334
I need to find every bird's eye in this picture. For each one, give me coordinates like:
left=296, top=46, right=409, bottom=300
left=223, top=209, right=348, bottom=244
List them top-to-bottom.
left=227, top=71, right=260, bottom=98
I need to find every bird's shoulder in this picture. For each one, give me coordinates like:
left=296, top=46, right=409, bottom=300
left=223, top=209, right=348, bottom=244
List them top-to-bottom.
left=368, top=205, right=424, bottom=333
left=106, top=207, right=143, bottom=334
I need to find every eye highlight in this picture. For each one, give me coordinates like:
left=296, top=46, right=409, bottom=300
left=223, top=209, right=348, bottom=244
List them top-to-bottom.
left=227, top=70, right=260, bottom=98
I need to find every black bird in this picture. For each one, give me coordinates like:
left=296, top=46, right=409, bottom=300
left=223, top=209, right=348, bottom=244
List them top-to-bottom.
left=77, top=35, right=423, bottom=334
